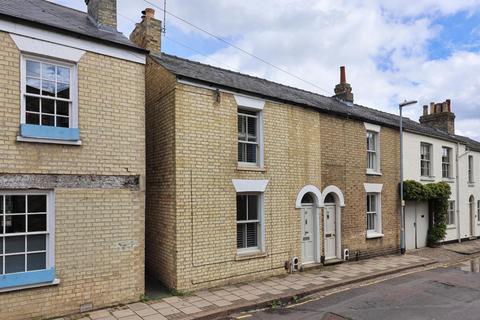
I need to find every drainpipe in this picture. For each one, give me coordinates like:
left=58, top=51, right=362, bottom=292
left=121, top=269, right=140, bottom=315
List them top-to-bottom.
left=456, top=142, right=461, bottom=243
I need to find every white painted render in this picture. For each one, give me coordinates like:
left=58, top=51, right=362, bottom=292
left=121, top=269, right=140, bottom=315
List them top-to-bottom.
left=403, top=131, right=480, bottom=242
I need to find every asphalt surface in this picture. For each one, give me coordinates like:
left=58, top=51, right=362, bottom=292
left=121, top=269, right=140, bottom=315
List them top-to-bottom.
left=241, top=257, right=480, bottom=320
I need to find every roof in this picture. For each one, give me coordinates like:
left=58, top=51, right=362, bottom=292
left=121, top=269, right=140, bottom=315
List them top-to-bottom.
left=0, top=0, right=145, bottom=52
left=152, top=53, right=480, bottom=152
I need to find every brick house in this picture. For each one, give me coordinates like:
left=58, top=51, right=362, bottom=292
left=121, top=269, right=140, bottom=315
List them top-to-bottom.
left=0, top=0, right=146, bottom=319
left=131, top=10, right=405, bottom=292
left=403, top=100, right=480, bottom=249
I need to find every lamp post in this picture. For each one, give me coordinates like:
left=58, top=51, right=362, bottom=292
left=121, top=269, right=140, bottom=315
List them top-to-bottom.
left=399, top=100, right=417, bottom=254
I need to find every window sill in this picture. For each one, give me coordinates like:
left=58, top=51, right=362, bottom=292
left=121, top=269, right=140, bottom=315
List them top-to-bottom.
left=17, top=136, right=82, bottom=146
left=236, top=166, right=266, bottom=172
left=366, top=170, right=382, bottom=176
left=420, top=176, right=436, bottom=182
left=442, top=178, right=455, bottom=183
left=468, top=183, right=475, bottom=187
left=447, top=225, right=456, bottom=230
left=366, top=232, right=384, bottom=239
left=235, top=251, right=267, bottom=261
left=0, top=278, right=60, bottom=294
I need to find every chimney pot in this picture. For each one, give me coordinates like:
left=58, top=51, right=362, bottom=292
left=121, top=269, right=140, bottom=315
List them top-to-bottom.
left=143, top=8, right=155, bottom=19
left=340, top=66, right=346, bottom=84
left=446, top=99, right=451, bottom=112
left=423, top=105, right=428, bottom=116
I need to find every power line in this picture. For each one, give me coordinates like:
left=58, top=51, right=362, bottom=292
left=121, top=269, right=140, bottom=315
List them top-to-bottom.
left=142, top=0, right=332, bottom=95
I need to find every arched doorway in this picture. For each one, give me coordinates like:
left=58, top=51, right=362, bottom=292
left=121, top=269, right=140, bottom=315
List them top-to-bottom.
left=295, top=185, right=322, bottom=265
left=321, top=186, right=345, bottom=262
left=470, top=195, right=476, bottom=237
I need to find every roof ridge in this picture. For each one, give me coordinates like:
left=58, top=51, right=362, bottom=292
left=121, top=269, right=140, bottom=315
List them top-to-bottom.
left=158, top=52, right=328, bottom=98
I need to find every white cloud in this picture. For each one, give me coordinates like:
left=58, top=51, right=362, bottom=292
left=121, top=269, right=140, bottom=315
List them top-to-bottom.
left=49, top=0, right=480, bottom=140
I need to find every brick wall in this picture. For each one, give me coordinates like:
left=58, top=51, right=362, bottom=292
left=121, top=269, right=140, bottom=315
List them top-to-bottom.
left=0, top=32, right=145, bottom=320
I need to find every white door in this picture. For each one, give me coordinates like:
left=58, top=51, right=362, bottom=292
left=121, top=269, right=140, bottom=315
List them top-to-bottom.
left=405, top=201, right=428, bottom=250
left=405, top=202, right=416, bottom=250
left=324, top=205, right=336, bottom=259
left=301, top=206, right=315, bottom=263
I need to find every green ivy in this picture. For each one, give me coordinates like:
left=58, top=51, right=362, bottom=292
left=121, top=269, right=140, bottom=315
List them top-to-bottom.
left=403, top=180, right=451, bottom=247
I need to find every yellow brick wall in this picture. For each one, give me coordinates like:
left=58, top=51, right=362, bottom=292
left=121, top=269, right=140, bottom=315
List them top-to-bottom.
left=0, top=32, right=145, bottom=319
left=147, top=60, right=400, bottom=291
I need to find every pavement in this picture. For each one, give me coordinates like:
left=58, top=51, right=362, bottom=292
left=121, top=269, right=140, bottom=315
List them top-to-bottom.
left=54, top=240, right=480, bottom=320
left=242, top=256, right=480, bottom=320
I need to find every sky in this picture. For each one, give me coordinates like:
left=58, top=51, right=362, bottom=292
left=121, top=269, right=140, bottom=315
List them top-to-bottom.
left=50, top=0, right=480, bottom=141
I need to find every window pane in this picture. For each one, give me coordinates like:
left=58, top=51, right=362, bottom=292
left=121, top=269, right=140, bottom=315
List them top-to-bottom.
left=26, top=60, right=40, bottom=78
left=41, top=64, right=56, bottom=81
left=57, top=66, right=70, bottom=83
left=26, top=78, right=41, bottom=94
left=42, top=80, right=56, bottom=97
left=57, top=83, right=70, bottom=99
left=26, top=96, right=40, bottom=112
left=41, top=98, right=55, bottom=114
left=56, top=100, right=69, bottom=116
left=26, top=113, right=40, bottom=125
left=41, top=115, right=55, bottom=127
left=238, top=115, right=246, bottom=139
left=57, top=116, right=69, bottom=128
left=247, top=117, right=257, bottom=141
left=238, top=143, right=246, bottom=162
left=246, top=144, right=257, bottom=163
left=0, top=195, right=3, bottom=214
left=28, top=195, right=46, bottom=213
left=237, top=195, right=247, bottom=221
left=248, top=195, right=258, bottom=220
left=370, top=195, right=376, bottom=212
left=5, top=196, right=25, bottom=213
left=5, top=215, right=26, bottom=233
left=28, top=215, right=47, bottom=232
left=246, top=223, right=258, bottom=248
left=237, top=224, right=245, bottom=249
left=27, top=235, right=46, bottom=252
left=5, top=236, right=25, bottom=254
left=0, top=237, right=3, bottom=253
left=27, top=253, right=46, bottom=271
left=0, top=255, right=2, bottom=275
left=5, top=255, right=25, bottom=274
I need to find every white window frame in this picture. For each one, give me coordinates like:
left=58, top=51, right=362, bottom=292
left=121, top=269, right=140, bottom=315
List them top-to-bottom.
left=20, top=54, right=78, bottom=129
left=364, top=123, right=381, bottom=175
left=420, top=142, right=432, bottom=177
left=442, top=147, right=452, bottom=179
left=468, top=155, right=474, bottom=184
left=364, top=183, right=383, bottom=238
left=0, top=190, right=55, bottom=276
left=236, top=193, right=265, bottom=255
left=447, top=200, right=455, bottom=226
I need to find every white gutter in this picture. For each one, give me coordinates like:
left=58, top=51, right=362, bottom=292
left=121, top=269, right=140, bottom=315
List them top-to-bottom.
left=456, top=142, right=461, bottom=242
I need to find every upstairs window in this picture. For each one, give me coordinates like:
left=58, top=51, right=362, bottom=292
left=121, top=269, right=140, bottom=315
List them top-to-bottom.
left=20, top=55, right=79, bottom=142
left=238, top=109, right=259, bottom=166
left=366, top=131, right=379, bottom=173
left=420, top=143, right=432, bottom=177
left=442, top=147, right=452, bottom=179
left=468, top=155, right=474, bottom=183
left=236, top=194, right=261, bottom=252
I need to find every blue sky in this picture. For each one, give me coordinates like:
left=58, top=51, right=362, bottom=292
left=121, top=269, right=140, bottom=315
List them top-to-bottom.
left=50, top=0, right=480, bottom=140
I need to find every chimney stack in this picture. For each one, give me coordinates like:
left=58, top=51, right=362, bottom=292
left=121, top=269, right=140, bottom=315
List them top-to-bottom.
left=85, top=0, right=117, bottom=31
left=129, top=8, right=162, bottom=55
left=333, top=66, right=354, bottom=103
left=419, top=99, right=455, bottom=135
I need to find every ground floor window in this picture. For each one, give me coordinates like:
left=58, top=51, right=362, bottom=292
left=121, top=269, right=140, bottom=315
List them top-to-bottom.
left=0, top=191, right=54, bottom=288
left=366, top=193, right=382, bottom=236
left=236, top=194, right=261, bottom=252
left=448, top=201, right=455, bottom=226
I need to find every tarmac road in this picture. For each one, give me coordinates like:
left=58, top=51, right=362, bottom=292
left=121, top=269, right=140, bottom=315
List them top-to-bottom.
left=240, top=257, right=480, bottom=320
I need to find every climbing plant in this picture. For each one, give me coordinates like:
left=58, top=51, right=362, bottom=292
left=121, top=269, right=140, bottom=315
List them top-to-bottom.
left=403, top=180, right=451, bottom=247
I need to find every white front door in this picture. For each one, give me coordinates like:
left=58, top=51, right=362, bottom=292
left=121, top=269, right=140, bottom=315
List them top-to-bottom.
left=405, top=201, right=428, bottom=250
left=416, top=202, right=429, bottom=248
left=324, top=204, right=336, bottom=259
left=301, top=206, right=315, bottom=263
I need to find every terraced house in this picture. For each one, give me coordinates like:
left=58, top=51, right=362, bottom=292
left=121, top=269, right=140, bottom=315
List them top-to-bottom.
left=0, top=0, right=146, bottom=319
left=132, top=9, right=404, bottom=292
left=403, top=100, right=480, bottom=249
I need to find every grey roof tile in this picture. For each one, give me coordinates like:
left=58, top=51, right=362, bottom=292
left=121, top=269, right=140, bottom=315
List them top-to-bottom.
left=0, top=0, right=144, bottom=51
left=152, top=53, right=480, bottom=151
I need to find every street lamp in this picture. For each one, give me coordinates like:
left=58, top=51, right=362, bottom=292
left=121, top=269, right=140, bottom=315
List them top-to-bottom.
left=399, top=100, right=417, bottom=254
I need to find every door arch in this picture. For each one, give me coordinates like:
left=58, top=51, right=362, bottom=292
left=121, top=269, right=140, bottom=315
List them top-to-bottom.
left=296, top=185, right=322, bottom=265
left=321, top=186, right=345, bottom=262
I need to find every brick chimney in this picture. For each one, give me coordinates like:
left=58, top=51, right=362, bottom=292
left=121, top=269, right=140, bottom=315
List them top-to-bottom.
left=85, top=0, right=117, bottom=31
left=129, top=8, right=162, bottom=55
left=333, top=66, right=354, bottom=103
left=419, top=99, right=455, bottom=135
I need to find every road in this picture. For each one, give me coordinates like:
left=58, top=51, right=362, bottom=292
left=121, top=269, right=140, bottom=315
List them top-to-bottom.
left=240, top=257, right=480, bottom=320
